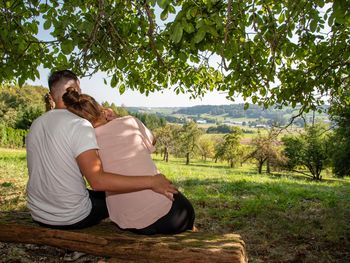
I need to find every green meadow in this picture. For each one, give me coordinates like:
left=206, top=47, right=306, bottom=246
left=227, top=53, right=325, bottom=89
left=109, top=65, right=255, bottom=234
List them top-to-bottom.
left=1, top=148, right=350, bottom=262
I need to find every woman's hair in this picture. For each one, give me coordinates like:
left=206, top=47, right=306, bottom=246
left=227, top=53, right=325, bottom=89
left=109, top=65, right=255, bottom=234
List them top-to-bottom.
left=62, top=87, right=103, bottom=124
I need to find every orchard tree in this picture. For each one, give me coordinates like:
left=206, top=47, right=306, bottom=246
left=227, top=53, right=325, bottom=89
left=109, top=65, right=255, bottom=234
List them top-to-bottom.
left=1, top=1, right=349, bottom=112
left=327, top=104, right=350, bottom=177
left=177, top=121, right=203, bottom=165
left=154, top=124, right=180, bottom=162
left=282, top=124, right=330, bottom=180
left=215, top=127, right=242, bottom=168
left=244, top=129, right=283, bottom=174
left=197, top=135, right=215, bottom=161
left=213, top=135, right=225, bottom=163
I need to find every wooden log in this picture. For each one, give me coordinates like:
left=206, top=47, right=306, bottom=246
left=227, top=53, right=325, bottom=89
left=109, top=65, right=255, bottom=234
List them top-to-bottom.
left=0, top=212, right=248, bottom=263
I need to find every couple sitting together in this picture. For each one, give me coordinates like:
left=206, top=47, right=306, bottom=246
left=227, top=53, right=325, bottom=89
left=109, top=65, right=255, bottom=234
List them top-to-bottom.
left=26, top=70, right=195, bottom=235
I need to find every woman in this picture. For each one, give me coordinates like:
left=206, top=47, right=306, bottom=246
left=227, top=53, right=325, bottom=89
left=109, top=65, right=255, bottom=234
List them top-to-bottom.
left=62, top=88, right=195, bottom=235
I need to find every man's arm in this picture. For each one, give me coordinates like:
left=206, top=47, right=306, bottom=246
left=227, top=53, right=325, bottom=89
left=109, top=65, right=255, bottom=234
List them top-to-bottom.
left=76, top=149, right=177, bottom=200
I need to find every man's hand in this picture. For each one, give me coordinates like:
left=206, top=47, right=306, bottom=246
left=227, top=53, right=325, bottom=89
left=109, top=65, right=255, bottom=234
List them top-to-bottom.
left=152, top=173, right=178, bottom=201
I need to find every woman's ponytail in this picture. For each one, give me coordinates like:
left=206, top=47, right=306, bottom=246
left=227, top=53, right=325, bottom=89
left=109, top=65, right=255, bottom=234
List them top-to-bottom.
left=62, top=87, right=103, bottom=125
left=62, top=87, right=81, bottom=109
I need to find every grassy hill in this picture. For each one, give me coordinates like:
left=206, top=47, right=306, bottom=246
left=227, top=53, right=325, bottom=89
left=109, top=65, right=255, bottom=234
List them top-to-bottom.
left=1, top=148, right=349, bottom=262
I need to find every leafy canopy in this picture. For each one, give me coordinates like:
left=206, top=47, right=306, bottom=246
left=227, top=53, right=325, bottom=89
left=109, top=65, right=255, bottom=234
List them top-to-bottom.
left=1, top=0, right=349, bottom=111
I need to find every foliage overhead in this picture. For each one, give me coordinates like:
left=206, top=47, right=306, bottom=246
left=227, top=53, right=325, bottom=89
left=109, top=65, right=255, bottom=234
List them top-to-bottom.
left=1, top=0, right=349, bottom=111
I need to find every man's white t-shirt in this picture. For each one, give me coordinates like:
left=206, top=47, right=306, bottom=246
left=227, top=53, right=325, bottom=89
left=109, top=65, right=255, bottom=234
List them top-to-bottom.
left=26, top=109, right=99, bottom=225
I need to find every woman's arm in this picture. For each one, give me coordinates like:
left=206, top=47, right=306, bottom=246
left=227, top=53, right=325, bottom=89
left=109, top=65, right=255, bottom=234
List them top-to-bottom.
left=76, top=149, right=177, bottom=200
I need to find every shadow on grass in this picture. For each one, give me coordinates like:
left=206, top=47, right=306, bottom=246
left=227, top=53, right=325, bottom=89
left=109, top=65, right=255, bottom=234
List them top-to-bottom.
left=0, top=155, right=26, bottom=162
left=179, top=163, right=234, bottom=170
left=267, top=171, right=350, bottom=185
left=177, top=176, right=350, bottom=199
left=177, top=177, right=350, bottom=262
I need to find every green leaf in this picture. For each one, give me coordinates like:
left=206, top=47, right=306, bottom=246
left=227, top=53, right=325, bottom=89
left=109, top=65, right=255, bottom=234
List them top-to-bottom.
left=147, top=0, right=156, bottom=6
left=157, top=0, right=169, bottom=9
left=39, top=3, right=49, bottom=12
left=168, top=5, right=176, bottom=14
left=160, top=9, right=168, bottom=21
left=278, top=13, right=285, bottom=24
left=328, top=13, right=335, bottom=27
left=310, top=19, right=317, bottom=32
left=43, top=20, right=51, bottom=30
left=183, top=21, right=195, bottom=33
left=29, top=22, right=39, bottom=35
left=171, top=23, right=183, bottom=44
left=206, top=26, right=219, bottom=37
left=194, top=28, right=206, bottom=44
left=61, top=40, right=74, bottom=55
left=179, top=52, right=187, bottom=61
left=57, top=53, right=68, bottom=64
left=189, top=55, right=200, bottom=63
left=117, top=57, right=127, bottom=69
left=110, top=75, right=118, bottom=88
left=18, top=77, right=25, bottom=87
left=119, top=83, right=126, bottom=94
left=252, top=96, right=257, bottom=104
left=244, top=103, right=249, bottom=110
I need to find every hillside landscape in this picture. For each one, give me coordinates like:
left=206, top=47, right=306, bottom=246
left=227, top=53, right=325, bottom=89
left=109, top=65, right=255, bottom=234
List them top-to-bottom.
left=127, top=104, right=330, bottom=130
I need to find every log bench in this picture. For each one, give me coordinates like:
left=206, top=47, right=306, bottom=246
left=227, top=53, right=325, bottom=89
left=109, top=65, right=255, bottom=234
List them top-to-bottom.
left=0, top=211, right=248, bottom=262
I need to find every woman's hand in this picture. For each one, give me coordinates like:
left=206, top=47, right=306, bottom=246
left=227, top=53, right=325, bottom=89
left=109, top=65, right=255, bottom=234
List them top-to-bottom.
left=152, top=173, right=178, bottom=201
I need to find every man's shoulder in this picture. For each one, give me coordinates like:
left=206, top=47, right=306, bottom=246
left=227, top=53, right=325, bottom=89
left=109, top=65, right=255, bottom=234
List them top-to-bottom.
left=31, top=110, right=93, bottom=133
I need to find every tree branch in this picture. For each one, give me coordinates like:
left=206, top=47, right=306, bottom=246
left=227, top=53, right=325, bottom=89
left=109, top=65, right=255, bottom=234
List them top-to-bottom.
left=143, top=2, right=164, bottom=66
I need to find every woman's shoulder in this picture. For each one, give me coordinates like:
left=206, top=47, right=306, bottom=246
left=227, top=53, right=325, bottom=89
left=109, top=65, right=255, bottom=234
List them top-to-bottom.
left=97, top=115, right=137, bottom=130
left=112, top=115, right=137, bottom=124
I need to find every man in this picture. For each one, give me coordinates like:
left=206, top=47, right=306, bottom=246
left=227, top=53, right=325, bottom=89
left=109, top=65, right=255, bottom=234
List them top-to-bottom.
left=26, top=70, right=177, bottom=229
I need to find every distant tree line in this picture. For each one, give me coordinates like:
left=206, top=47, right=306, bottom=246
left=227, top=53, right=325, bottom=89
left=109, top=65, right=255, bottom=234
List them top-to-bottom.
left=0, top=85, right=47, bottom=147
left=1, top=86, right=350, bottom=179
left=102, top=102, right=166, bottom=130
left=174, top=104, right=329, bottom=127
left=207, top=124, right=255, bottom=134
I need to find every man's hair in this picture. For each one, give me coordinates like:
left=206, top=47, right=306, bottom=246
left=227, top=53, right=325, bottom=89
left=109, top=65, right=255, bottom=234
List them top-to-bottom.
left=48, top=70, right=78, bottom=91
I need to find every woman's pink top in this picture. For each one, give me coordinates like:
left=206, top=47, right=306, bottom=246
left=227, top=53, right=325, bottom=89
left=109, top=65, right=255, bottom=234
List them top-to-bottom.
left=94, top=116, right=172, bottom=229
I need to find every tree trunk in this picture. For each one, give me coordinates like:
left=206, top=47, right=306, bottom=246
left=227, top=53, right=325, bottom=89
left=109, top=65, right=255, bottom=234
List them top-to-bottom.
left=163, top=147, right=168, bottom=162
left=165, top=151, right=169, bottom=162
left=186, top=152, right=190, bottom=165
left=266, top=158, right=271, bottom=174
left=258, top=161, right=263, bottom=174
left=0, top=222, right=248, bottom=263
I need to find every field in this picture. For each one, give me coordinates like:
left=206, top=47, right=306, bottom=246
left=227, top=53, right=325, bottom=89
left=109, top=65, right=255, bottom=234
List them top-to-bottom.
left=1, top=148, right=350, bottom=262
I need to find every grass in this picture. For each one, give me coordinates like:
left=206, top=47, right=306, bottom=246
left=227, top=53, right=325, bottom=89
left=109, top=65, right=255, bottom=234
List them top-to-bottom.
left=0, top=148, right=28, bottom=211
left=1, top=148, right=350, bottom=262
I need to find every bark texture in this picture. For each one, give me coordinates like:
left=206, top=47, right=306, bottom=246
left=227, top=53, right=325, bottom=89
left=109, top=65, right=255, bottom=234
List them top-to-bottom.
left=0, top=212, right=248, bottom=263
